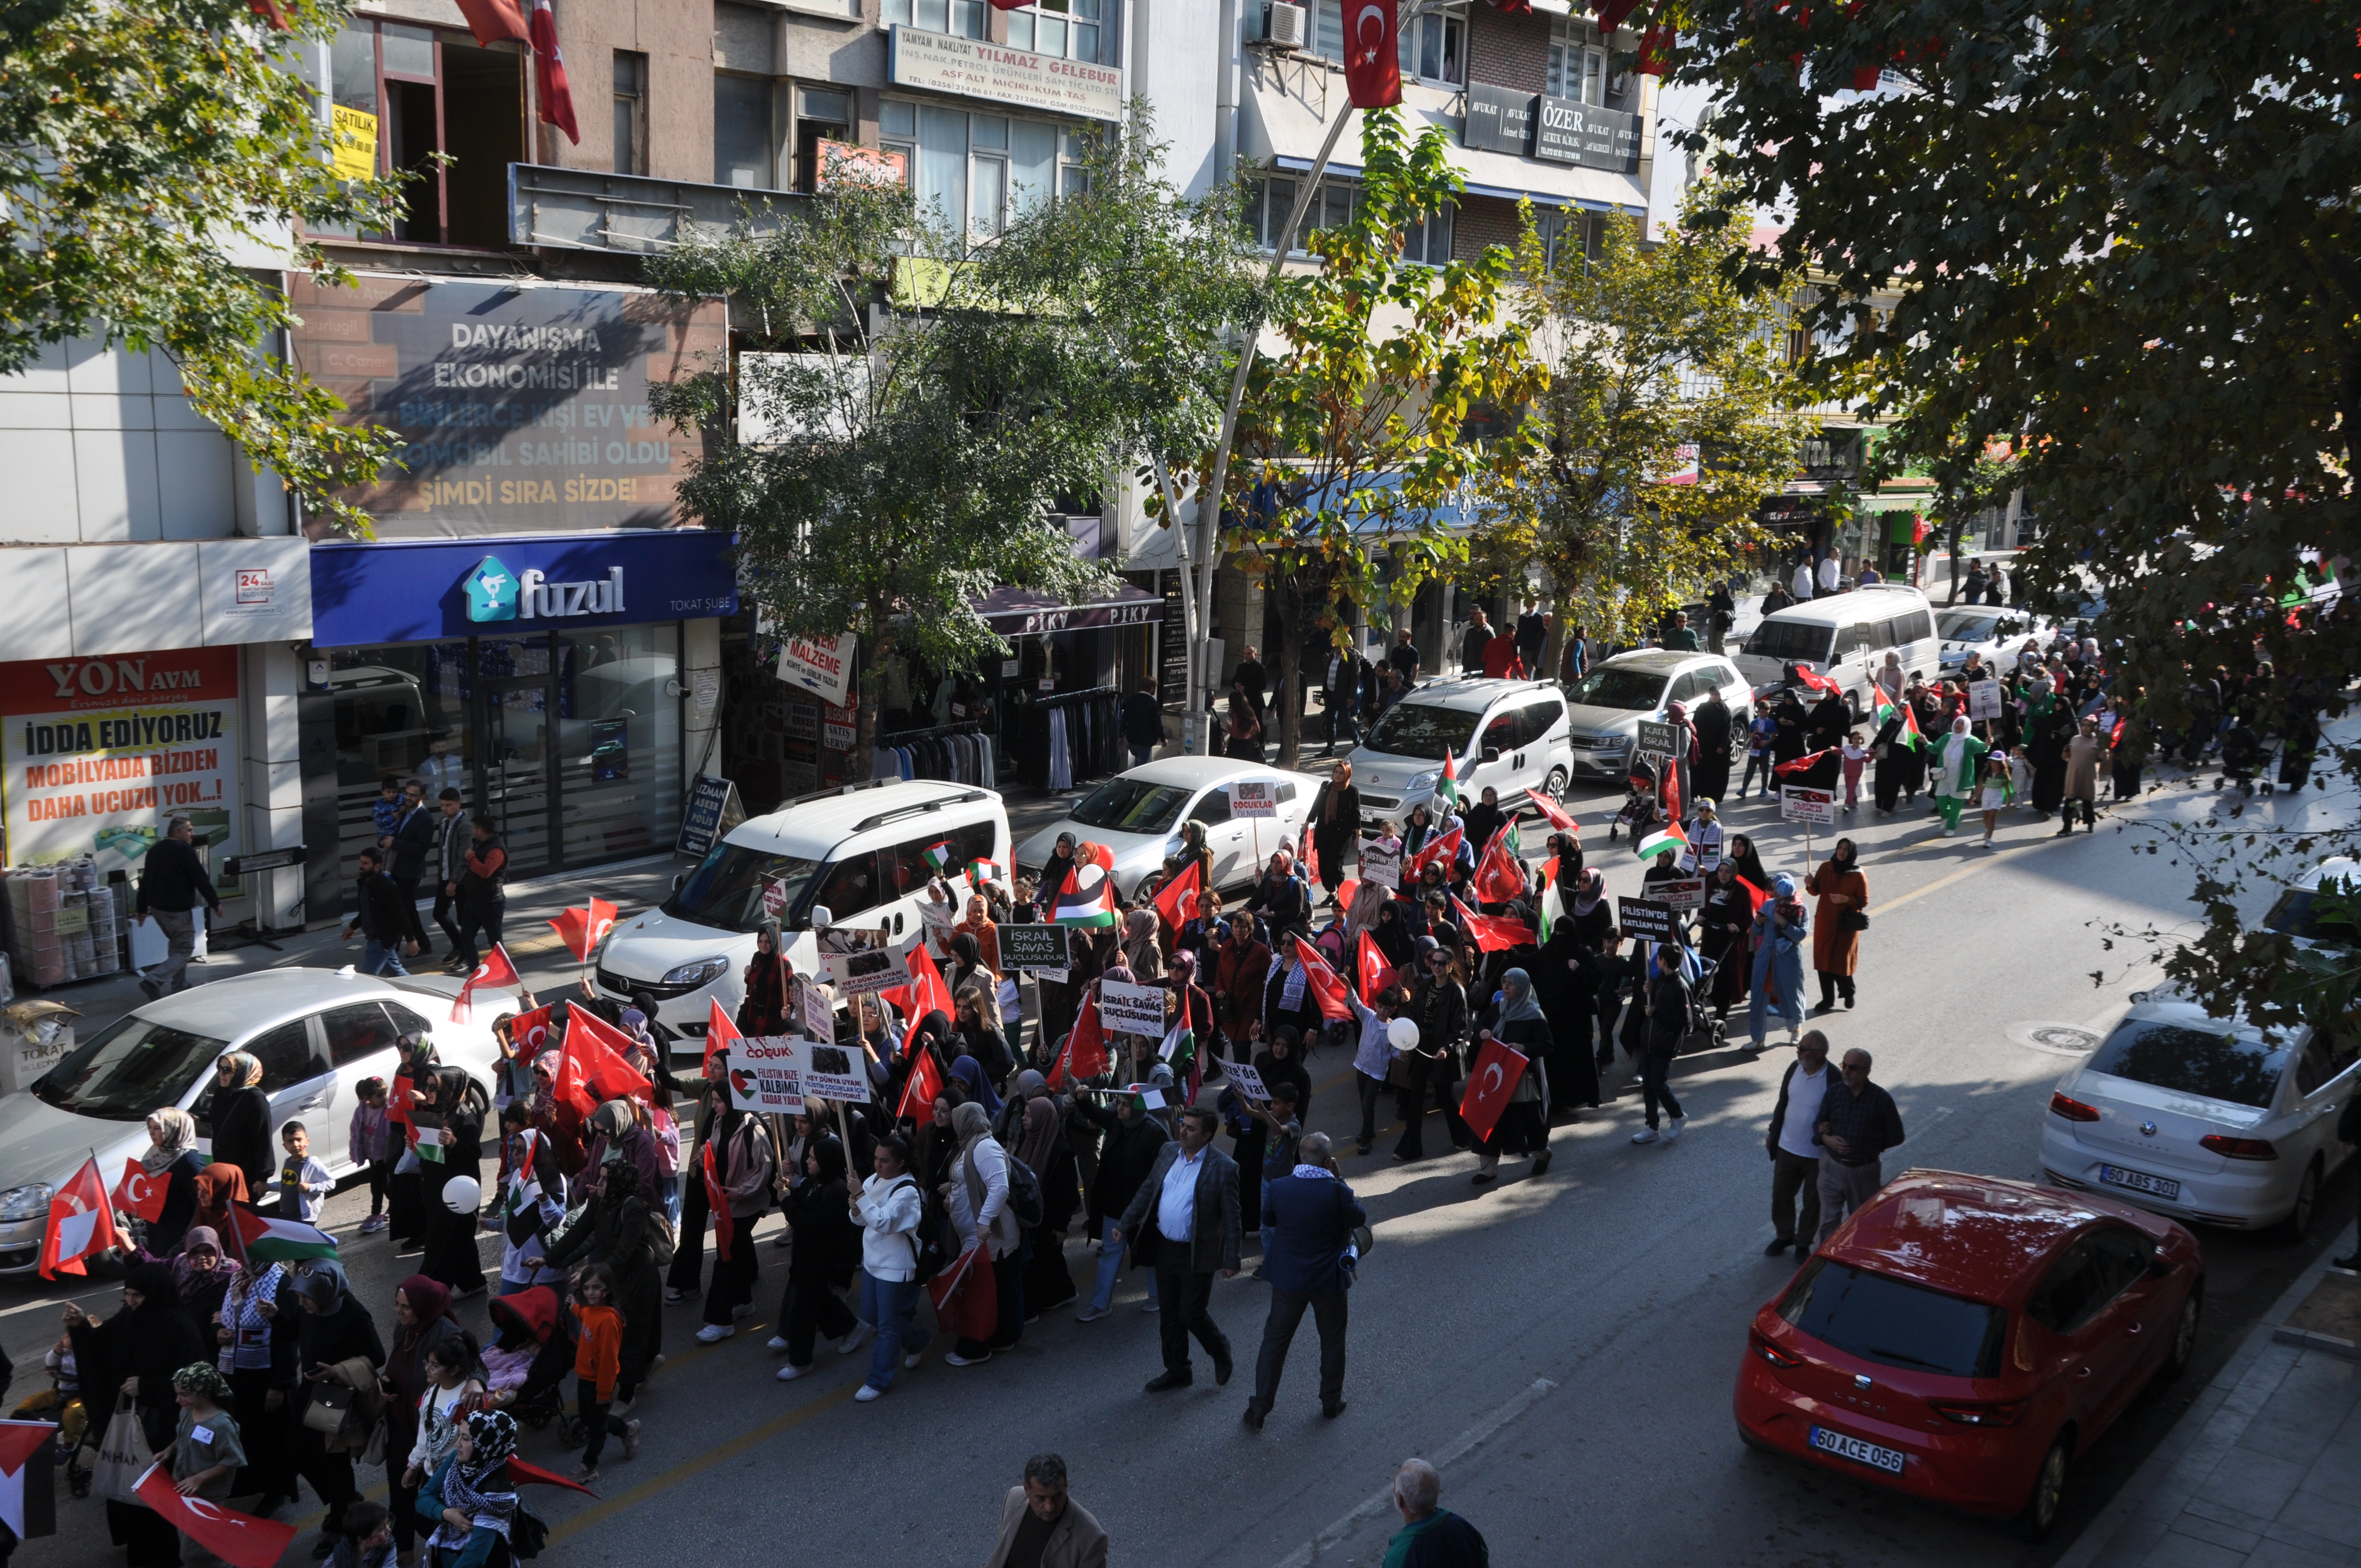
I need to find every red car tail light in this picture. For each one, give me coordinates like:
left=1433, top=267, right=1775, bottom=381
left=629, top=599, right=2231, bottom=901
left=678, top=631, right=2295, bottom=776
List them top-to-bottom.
left=2048, top=1092, right=2102, bottom=1123
left=2200, top=1134, right=2278, bottom=1160
left=1750, top=1328, right=1803, bottom=1369
left=1928, top=1398, right=2028, bottom=1427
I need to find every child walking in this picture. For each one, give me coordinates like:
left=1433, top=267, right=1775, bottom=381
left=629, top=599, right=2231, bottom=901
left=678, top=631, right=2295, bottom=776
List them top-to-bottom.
left=1840, top=730, right=1870, bottom=812
left=1978, top=755, right=2015, bottom=847
left=350, top=1080, right=393, bottom=1234
left=276, top=1123, right=332, bottom=1223
left=569, top=1265, right=639, bottom=1483
left=159, top=1363, right=246, bottom=1568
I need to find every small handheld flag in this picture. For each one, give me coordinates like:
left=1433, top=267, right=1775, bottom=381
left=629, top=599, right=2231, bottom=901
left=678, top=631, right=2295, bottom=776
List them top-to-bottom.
left=1434, top=748, right=1461, bottom=810
left=1635, top=821, right=1689, bottom=862
left=922, top=841, right=954, bottom=876
left=548, top=897, right=618, bottom=963
left=451, top=943, right=523, bottom=1022
left=37, top=1157, right=117, bottom=1280
left=112, top=1158, right=170, bottom=1223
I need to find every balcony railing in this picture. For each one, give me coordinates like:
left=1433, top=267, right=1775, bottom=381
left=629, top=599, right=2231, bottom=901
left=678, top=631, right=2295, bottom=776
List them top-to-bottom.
left=507, top=164, right=809, bottom=254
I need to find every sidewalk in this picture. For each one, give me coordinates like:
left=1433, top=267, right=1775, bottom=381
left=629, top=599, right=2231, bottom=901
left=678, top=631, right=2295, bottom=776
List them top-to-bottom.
left=2059, top=1224, right=2361, bottom=1568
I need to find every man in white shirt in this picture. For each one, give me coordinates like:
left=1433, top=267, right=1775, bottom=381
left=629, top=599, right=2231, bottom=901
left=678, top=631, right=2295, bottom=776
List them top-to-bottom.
left=1817, top=554, right=1841, bottom=595
left=1791, top=559, right=1815, bottom=601
left=1764, top=1031, right=1832, bottom=1254
left=1114, top=1104, right=1241, bottom=1392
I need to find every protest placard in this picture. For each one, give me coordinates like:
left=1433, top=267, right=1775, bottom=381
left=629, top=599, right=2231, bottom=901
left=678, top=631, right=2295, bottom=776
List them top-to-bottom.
left=1968, top=678, right=2002, bottom=720
left=1230, top=780, right=1277, bottom=818
left=1780, top=786, right=1836, bottom=826
left=1356, top=834, right=1402, bottom=890
left=1657, top=876, right=1706, bottom=912
left=1617, top=896, right=1677, bottom=942
left=996, top=923, right=1073, bottom=973
left=820, top=928, right=897, bottom=995
left=796, top=977, right=835, bottom=1043
left=1098, top=979, right=1169, bottom=1037
left=726, top=1035, right=804, bottom=1113
left=797, top=1037, right=872, bottom=1103
left=1226, top=1061, right=1270, bottom=1103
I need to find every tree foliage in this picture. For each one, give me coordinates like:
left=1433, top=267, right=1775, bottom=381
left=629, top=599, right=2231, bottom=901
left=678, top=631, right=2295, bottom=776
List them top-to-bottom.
left=1, top=0, right=405, bottom=529
left=1675, top=0, right=2361, bottom=1025
left=1196, top=108, right=1546, bottom=768
left=646, top=110, right=1258, bottom=775
left=1477, top=180, right=1804, bottom=658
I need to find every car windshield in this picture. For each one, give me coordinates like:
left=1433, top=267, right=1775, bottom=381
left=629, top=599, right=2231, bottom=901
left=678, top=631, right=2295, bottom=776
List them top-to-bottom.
left=1935, top=609, right=1999, bottom=641
left=1745, top=620, right=1836, bottom=662
left=1567, top=668, right=1669, bottom=712
left=1365, top=702, right=1481, bottom=761
left=1067, top=778, right=1194, bottom=835
left=662, top=842, right=824, bottom=933
left=2263, top=884, right=2361, bottom=949
left=34, top=1015, right=230, bottom=1122
left=2087, top=1019, right=2292, bottom=1109
left=1778, top=1259, right=2007, bottom=1378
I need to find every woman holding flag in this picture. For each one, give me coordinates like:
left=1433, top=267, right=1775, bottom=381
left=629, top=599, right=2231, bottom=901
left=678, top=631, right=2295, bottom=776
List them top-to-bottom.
left=1470, top=969, right=1552, bottom=1184
left=415, top=1068, right=488, bottom=1298
left=67, top=1263, right=209, bottom=1568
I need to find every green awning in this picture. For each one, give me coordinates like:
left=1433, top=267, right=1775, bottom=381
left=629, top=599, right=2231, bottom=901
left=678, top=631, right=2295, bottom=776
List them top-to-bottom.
left=1848, top=491, right=1934, bottom=513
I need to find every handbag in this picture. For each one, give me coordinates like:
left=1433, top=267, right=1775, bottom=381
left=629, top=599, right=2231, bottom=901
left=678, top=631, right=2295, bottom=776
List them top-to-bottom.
left=1840, top=910, right=1870, bottom=933
left=303, top=1382, right=356, bottom=1435
left=91, top=1395, right=154, bottom=1504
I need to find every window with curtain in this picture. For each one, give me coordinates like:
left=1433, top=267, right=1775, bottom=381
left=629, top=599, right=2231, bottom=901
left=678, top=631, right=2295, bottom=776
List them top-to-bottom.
left=882, top=0, right=985, bottom=37
left=1005, top=0, right=1102, bottom=62
left=1397, top=11, right=1463, bottom=84
left=1547, top=20, right=1604, bottom=102
left=879, top=101, right=1088, bottom=236
left=916, top=104, right=969, bottom=232
left=1247, top=178, right=1358, bottom=254
left=1401, top=203, right=1454, bottom=266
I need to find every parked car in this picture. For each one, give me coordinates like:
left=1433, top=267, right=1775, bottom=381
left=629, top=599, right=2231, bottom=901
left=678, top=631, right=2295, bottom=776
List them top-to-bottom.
left=1733, top=586, right=1942, bottom=718
left=1934, top=604, right=2049, bottom=679
left=1559, top=650, right=1755, bottom=779
left=1347, top=678, right=1573, bottom=826
left=1014, top=757, right=1315, bottom=904
left=596, top=778, right=1011, bottom=1049
left=0, top=968, right=507, bottom=1274
left=2038, top=993, right=2357, bottom=1236
left=1734, top=1169, right=2204, bottom=1540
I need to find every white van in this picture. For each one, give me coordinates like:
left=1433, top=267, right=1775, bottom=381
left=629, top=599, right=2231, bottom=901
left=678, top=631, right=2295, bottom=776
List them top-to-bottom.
left=1732, top=586, right=1942, bottom=717
left=594, top=779, right=1010, bottom=1049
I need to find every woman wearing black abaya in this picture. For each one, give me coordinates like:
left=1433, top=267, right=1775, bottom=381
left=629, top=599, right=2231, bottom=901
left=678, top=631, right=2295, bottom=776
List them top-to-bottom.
left=1691, top=686, right=1734, bottom=804
left=1807, top=690, right=1851, bottom=754
left=1771, top=693, right=1810, bottom=767
left=2031, top=703, right=2070, bottom=817
left=1871, top=707, right=1910, bottom=814
left=1032, top=834, right=1082, bottom=1053
left=1722, top=834, right=1774, bottom=895
left=1699, top=861, right=1755, bottom=1021
left=1530, top=923, right=1602, bottom=1113
left=416, top=1068, right=487, bottom=1297
left=68, top=1262, right=209, bottom=1568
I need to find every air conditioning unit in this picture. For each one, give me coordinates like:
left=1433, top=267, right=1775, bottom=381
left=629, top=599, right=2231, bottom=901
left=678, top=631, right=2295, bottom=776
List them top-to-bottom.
left=1264, top=2, right=1307, bottom=48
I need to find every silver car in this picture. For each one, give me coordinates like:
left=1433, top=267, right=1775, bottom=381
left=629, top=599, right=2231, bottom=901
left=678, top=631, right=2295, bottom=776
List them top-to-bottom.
left=1560, top=651, right=1754, bottom=778
left=1013, top=756, right=1318, bottom=900
left=0, top=968, right=507, bottom=1273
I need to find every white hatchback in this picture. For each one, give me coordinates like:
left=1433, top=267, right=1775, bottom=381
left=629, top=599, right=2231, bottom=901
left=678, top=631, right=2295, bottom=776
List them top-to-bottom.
left=2038, top=998, right=2358, bottom=1237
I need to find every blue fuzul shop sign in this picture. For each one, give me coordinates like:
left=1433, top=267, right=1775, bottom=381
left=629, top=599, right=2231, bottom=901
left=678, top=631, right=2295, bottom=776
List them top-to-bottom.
left=308, top=530, right=739, bottom=647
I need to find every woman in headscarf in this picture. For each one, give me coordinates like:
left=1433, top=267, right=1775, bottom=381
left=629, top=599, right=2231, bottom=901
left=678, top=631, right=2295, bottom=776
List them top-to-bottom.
left=1874, top=650, right=1905, bottom=709
left=1806, top=687, right=1851, bottom=755
left=1771, top=689, right=1810, bottom=766
left=1870, top=695, right=1913, bottom=815
left=1928, top=714, right=1990, bottom=836
left=1309, top=760, right=1360, bottom=906
left=1400, top=802, right=1437, bottom=892
left=1723, top=833, right=1773, bottom=893
left=1033, top=834, right=1082, bottom=1051
left=1804, top=837, right=1869, bottom=1011
left=1698, top=861, right=1755, bottom=1022
left=1566, top=868, right=1614, bottom=951
left=1747, top=873, right=1810, bottom=1052
left=1368, top=897, right=1417, bottom=972
left=1116, top=907, right=1162, bottom=983
left=736, top=919, right=789, bottom=1036
left=1528, top=925, right=1602, bottom=1115
left=948, top=928, right=996, bottom=1000
left=1471, top=968, right=1552, bottom=1183
left=951, top=990, right=1013, bottom=1097
left=389, top=1033, right=439, bottom=1248
left=209, top=1050, right=274, bottom=1202
left=416, top=1067, right=488, bottom=1297
left=1009, top=1069, right=1079, bottom=1316
left=695, top=1078, right=774, bottom=1341
left=913, top=1086, right=968, bottom=1191
left=941, top=1101, right=1024, bottom=1364
left=135, top=1106, right=205, bottom=1257
left=774, top=1137, right=862, bottom=1378
left=540, top=1157, right=662, bottom=1405
left=190, top=1160, right=250, bottom=1248
left=170, top=1225, right=239, bottom=1340
left=216, top=1245, right=297, bottom=1513
left=288, top=1258, right=385, bottom=1550
left=68, top=1262, right=210, bottom=1567
left=383, top=1275, right=464, bottom=1564
left=417, top=1409, right=520, bottom=1568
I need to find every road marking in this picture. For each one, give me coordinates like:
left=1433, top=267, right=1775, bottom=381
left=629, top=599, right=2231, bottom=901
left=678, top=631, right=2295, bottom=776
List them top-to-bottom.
left=1868, top=835, right=2056, bottom=917
left=1269, top=1378, right=1557, bottom=1568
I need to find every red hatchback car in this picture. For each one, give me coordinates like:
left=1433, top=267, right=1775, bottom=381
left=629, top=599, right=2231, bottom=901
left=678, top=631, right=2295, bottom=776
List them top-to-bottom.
left=1734, top=1169, right=2204, bottom=1539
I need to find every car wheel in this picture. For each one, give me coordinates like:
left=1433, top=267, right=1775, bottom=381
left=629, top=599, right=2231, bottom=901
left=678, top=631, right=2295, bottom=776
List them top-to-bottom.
left=1543, top=766, right=1568, bottom=802
left=2275, top=1158, right=2322, bottom=1241
left=2160, top=1283, right=2202, bottom=1381
left=2015, top=1435, right=2070, bottom=1542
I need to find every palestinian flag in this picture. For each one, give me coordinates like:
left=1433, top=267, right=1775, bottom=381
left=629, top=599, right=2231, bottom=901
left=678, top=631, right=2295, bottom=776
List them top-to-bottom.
left=1875, top=693, right=1925, bottom=752
left=1434, top=748, right=1461, bottom=810
left=1635, top=820, right=1689, bottom=862
left=921, top=841, right=954, bottom=876
left=967, top=858, right=1005, bottom=887
left=1536, top=859, right=1559, bottom=944
left=1052, top=861, right=1119, bottom=927
left=231, top=1208, right=339, bottom=1264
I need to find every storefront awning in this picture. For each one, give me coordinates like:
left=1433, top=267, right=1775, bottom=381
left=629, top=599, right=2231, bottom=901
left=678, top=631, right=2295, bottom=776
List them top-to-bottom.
left=1848, top=489, right=1935, bottom=513
left=975, top=584, right=1162, bottom=635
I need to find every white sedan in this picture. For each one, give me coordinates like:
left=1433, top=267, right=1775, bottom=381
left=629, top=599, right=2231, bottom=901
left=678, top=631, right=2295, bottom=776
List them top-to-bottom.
left=1014, top=756, right=1319, bottom=901
left=2038, top=997, right=2358, bottom=1237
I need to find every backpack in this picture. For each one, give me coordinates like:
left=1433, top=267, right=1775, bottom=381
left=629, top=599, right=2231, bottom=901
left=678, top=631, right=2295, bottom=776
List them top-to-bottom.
left=967, top=1142, right=1045, bottom=1232
left=509, top=1500, right=549, bottom=1560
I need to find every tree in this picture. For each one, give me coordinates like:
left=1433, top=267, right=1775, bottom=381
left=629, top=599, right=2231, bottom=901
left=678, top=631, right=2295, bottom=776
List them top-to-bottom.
left=1, top=0, right=404, bottom=529
left=1675, top=0, right=2361, bottom=1026
left=1206, top=107, right=1547, bottom=769
left=645, top=110, right=1256, bottom=777
left=1476, top=181, right=1804, bottom=668
left=1869, top=424, right=2014, bottom=603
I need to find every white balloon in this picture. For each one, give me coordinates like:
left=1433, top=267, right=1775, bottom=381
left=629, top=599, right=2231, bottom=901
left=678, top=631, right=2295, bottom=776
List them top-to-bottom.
left=1388, top=1017, right=1419, bottom=1050
left=442, top=1175, right=481, bottom=1214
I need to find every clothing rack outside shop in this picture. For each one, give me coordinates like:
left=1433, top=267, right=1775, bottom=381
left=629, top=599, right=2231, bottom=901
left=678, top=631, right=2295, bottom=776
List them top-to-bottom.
left=1005, top=686, right=1122, bottom=791
left=872, top=721, right=997, bottom=788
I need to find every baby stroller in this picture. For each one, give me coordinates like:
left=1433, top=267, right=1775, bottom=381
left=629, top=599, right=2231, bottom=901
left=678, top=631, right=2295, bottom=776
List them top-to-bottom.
left=2218, top=720, right=2267, bottom=794
left=1607, top=758, right=1661, bottom=844
left=1678, top=953, right=1728, bottom=1055
left=485, top=1287, right=580, bottom=1440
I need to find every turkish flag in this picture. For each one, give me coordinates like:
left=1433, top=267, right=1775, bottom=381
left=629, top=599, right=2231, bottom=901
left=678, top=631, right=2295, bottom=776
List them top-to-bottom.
left=454, top=0, right=530, bottom=45
left=528, top=0, right=579, bottom=143
left=1341, top=0, right=1402, bottom=107
left=1482, top=0, right=1533, bottom=13
left=1596, top=0, right=1644, bottom=37
left=1522, top=788, right=1580, bottom=834
left=1406, top=825, right=1462, bottom=884
left=1301, top=826, right=1320, bottom=887
left=1472, top=827, right=1526, bottom=906
left=1152, top=860, right=1201, bottom=929
left=1734, top=873, right=1770, bottom=917
left=1452, top=896, right=1535, bottom=953
left=547, top=897, right=618, bottom=962
left=1355, top=929, right=1396, bottom=1002
left=1291, top=938, right=1355, bottom=1022
left=451, top=943, right=523, bottom=1022
left=885, top=947, right=957, bottom=1028
left=703, top=996, right=741, bottom=1073
left=1048, top=996, right=1109, bottom=1087
left=508, top=1004, right=557, bottom=1062
left=557, top=1011, right=650, bottom=1113
left=1457, top=1038, right=1528, bottom=1141
left=897, top=1045, right=945, bottom=1121
left=703, top=1140, right=735, bottom=1262
left=39, top=1157, right=118, bottom=1280
left=111, top=1159, right=169, bottom=1223
left=927, top=1244, right=998, bottom=1341
left=504, top=1455, right=599, bottom=1496
left=135, top=1464, right=297, bottom=1568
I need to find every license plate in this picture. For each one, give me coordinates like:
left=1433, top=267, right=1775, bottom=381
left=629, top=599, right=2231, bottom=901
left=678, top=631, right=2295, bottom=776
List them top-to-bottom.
left=2099, top=1164, right=2181, bottom=1200
left=1809, top=1425, right=1905, bottom=1476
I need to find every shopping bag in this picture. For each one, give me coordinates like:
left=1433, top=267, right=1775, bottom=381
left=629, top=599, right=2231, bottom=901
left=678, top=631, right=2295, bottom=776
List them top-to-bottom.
left=91, top=1397, right=154, bottom=1505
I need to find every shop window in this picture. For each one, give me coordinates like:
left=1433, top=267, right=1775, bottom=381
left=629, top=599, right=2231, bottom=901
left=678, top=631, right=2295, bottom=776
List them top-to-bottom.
left=883, top=0, right=986, bottom=37
left=1005, top=0, right=1101, bottom=63
left=1398, top=10, right=1462, bottom=85
left=304, top=21, right=524, bottom=246
left=612, top=51, right=648, bottom=176
left=715, top=73, right=778, bottom=188
left=793, top=85, right=851, bottom=192
left=880, top=101, right=1085, bottom=236
left=557, top=624, right=683, bottom=866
